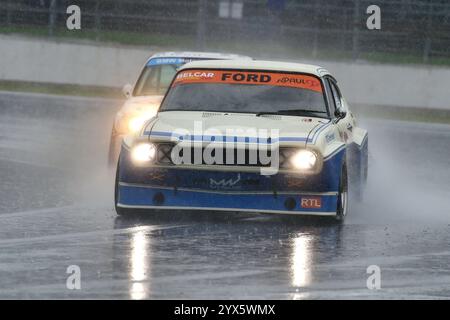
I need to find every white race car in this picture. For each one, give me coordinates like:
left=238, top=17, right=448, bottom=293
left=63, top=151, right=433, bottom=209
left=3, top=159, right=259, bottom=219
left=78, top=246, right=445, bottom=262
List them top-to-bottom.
left=108, top=51, right=252, bottom=166
left=115, top=60, right=368, bottom=221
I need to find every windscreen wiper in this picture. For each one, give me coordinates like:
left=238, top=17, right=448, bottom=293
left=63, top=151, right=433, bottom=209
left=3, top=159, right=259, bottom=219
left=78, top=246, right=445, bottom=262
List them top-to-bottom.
left=255, top=109, right=328, bottom=117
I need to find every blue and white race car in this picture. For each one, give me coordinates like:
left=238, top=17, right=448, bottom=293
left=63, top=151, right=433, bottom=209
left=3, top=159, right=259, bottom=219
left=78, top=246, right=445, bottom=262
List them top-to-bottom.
left=108, top=51, right=252, bottom=166
left=114, top=60, right=368, bottom=221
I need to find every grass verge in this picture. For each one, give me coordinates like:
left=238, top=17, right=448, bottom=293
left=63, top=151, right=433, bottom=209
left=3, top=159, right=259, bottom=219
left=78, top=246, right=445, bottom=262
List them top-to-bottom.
left=0, top=25, right=194, bottom=48
left=1, top=25, right=450, bottom=66
left=0, top=80, right=122, bottom=99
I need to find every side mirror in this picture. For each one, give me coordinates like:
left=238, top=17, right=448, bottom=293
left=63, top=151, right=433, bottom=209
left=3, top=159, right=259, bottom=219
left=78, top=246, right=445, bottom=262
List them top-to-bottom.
left=122, top=84, right=133, bottom=99
left=334, top=108, right=347, bottom=120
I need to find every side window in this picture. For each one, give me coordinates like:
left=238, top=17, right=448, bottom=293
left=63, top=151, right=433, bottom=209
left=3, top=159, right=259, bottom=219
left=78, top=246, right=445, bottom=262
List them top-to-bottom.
left=133, top=64, right=178, bottom=96
left=134, top=66, right=161, bottom=96
left=324, top=78, right=336, bottom=116
left=329, top=80, right=343, bottom=111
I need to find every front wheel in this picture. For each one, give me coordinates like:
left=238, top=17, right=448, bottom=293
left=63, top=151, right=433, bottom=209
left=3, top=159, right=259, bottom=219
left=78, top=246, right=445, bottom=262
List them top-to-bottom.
left=335, top=163, right=349, bottom=222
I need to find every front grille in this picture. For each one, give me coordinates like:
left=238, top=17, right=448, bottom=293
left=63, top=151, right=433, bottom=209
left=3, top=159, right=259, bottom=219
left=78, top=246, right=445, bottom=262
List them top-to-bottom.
left=156, top=143, right=295, bottom=168
left=156, top=143, right=174, bottom=164
left=278, top=148, right=297, bottom=169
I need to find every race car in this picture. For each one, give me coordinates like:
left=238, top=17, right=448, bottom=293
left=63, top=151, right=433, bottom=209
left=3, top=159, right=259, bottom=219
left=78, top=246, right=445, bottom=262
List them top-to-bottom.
left=108, top=51, right=252, bottom=166
left=114, top=60, right=368, bottom=221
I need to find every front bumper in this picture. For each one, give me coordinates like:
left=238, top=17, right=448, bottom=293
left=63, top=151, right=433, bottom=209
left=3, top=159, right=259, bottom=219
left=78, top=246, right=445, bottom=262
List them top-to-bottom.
left=116, top=144, right=346, bottom=216
left=117, top=183, right=338, bottom=215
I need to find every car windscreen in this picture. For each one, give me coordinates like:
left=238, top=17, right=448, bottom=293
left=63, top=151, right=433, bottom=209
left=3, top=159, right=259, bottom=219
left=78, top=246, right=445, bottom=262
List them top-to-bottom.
left=133, top=58, right=221, bottom=97
left=133, top=63, right=181, bottom=96
left=159, top=69, right=328, bottom=117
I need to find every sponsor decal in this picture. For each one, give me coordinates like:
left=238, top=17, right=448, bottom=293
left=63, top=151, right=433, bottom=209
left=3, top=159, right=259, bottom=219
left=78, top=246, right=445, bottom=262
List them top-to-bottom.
left=147, top=58, right=187, bottom=66
left=173, top=70, right=323, bottom=92
left=175, top=71, right=216, bottom=81
left=221, top=72, right=271, bottom=83
left=276, top=76, right=319, bottom=89
left=325, top=132, right=335, bottom=144
left=148, top=171, right=166, bottom=182
left=210, top=174, right=241, bottom=190
left=193, top=176, right=259, bottom=188
left=287, top=179, right=304, bottom=188
left=300, top=196, right=322, bottom=209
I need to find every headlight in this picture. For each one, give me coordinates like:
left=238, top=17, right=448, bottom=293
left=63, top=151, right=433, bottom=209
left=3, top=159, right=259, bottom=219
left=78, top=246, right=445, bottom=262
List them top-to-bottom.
left=115, top=108, right=158, bottom=134
left=128, top=116, right=149, bottom=133
left=131, top=143, right=156, bottom=163
left=290, top=149, right=317, bottom=170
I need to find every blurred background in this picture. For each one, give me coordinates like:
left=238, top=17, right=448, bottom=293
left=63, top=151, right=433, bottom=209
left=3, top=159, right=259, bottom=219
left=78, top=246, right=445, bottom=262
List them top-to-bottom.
left=1, top=0, right=449, bottom=63
left=1, top=0, right=450, bottom=118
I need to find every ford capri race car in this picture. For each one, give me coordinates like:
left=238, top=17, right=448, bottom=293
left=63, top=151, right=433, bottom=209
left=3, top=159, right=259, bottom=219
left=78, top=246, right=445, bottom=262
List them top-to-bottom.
left=108, top=51, right=252, bottom=166
left=115, top=60, right=368, bottom=221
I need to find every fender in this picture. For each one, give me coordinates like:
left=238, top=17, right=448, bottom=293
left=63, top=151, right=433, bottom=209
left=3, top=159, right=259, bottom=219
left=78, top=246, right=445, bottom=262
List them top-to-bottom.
left=347, top=126, right=369, bottom=198
left=352, top=127, right=368, bottom=149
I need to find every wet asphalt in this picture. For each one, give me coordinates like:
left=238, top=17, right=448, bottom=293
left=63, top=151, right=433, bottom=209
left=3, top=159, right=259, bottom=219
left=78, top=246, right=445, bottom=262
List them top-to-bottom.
left=0, top=91, right=450, bottom=299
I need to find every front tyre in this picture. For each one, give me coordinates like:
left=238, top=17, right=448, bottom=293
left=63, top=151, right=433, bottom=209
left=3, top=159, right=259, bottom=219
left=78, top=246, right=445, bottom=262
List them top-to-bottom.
left=335, top=163, right=349, bottom=222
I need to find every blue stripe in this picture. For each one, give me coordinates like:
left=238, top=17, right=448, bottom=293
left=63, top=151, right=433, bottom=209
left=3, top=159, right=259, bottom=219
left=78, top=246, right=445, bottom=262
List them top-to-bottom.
left=146, top=58, right=186, bottom=66
left=143, top=121, right=332, bottom=145
left=310, top=121, right=332, bottom=144
left=144, top=131, right=312, bottom=143
left=279, top=137, right=309, bottom=142
left=118, top=185, right=337, bottom=213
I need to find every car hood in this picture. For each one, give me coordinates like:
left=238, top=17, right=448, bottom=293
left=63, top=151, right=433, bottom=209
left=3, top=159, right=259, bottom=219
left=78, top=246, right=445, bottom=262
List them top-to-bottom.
left=144, top=111, right=329, bottom=144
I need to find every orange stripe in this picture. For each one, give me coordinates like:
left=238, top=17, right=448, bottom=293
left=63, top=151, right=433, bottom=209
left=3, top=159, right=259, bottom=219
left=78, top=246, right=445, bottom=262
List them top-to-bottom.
left=173, top=70, right=323, bottom=93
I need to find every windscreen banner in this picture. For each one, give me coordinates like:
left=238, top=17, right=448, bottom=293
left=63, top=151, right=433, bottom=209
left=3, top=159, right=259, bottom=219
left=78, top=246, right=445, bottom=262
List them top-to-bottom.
left=173, top=69, right=323, bottom=93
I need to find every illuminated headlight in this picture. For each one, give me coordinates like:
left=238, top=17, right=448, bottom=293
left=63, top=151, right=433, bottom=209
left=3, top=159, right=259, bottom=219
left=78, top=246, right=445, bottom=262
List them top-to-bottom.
left=115, top=108, right=158, bottom=134
left=128, top=116, right=149, bottom=133
left=131, top=143, right=156, bottom=163
left=290, top=149, right=318, bottom=170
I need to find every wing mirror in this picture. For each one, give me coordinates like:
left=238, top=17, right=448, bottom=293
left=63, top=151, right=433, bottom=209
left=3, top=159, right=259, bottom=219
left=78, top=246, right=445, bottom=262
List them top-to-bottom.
left=122, top=84, right=133, bottom=99
left=334, top=108, right=347, bottom=120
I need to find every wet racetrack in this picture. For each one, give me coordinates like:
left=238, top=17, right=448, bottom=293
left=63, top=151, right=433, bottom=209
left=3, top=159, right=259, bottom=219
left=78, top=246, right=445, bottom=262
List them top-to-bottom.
left=1, top=91, right=450, bottom=299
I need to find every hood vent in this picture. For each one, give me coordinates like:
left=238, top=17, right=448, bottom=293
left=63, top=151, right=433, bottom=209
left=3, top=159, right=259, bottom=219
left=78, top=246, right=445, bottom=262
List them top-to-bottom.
left=202, top=112, right=224, bottom=118
left=258, top=114, right=282, bottom=120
